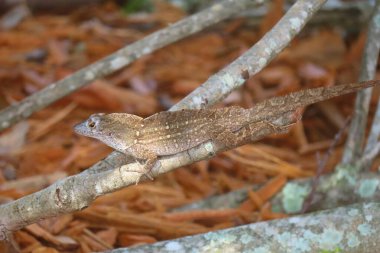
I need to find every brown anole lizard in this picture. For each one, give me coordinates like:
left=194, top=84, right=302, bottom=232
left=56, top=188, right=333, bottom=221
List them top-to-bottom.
left=74, top=80, right=380, bottom=181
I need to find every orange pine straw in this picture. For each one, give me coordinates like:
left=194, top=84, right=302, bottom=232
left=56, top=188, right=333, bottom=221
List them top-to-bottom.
left=29, top=103, right=77, bottom=141
left=235, top=145, right=314, bottom=177
left=248, top=146, right=295, bottom=168
left=225, top=151, right=311, bottom=178
left=175, top=169, right=212, bottom=195
left=216, top=173, right=245, bottom=191
left=240, top=174, right=287, bottom=217
left=256, top=174, right=287, bottom=201
left=138, top=184, right=186, bottom=198
left=94, top=187, right=140, bottom=205
left=247, top=190, right=264, bottom=209
left=239, top=199, right=256, bottom=212
left=260, top=203, right=288, bottom=220
left=76, top=208, right=208, bottom=238
left=163, top=209, right=239, bottom=222
left=74, top=210, right=156, bottom=235
left=51, top=215, right=73, bottom=234
left=211, top=221, right=236, bottom=231
left=25, top=224, right=62, bottom=246
left=83, top=228, right=113, bottom=250
left=15, top=230, right=40, bottom=246
left=81, top=234, right=108, bottom=251
left=118, top=234, right=157, bottom=247
left=79, top=240, right=92, bottom=253
left=19, top=242, right=41, bottom=253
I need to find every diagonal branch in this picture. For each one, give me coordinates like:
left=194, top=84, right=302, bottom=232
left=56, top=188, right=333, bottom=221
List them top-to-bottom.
left=0, top=0, right=264, bottom=131
left=0, top=0, right=327, bottom=237
left=86, top=0, right=328, bottom=176
left=171, top=0, right=327, bottom=111
left=0, top=111, right=297, bottom=236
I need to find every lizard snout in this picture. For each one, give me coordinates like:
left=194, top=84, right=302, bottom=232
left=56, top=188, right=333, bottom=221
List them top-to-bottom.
left=73, top=121, right=88, bottom=135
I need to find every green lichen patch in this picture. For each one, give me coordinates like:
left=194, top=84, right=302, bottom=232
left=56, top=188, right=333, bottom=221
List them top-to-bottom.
left=332, top=165, right=358, bottom=186
left=357, top=179, right=379, bottom=198
left=281, top=183, right=310, bottom=213
left=357, top=223, right=374, bottom=236
left=317, top=228, right=343, bottom=250
left=346, top=232, right=360, bottom=248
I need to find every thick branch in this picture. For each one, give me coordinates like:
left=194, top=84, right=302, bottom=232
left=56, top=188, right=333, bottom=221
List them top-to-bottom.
left=0, top=0, right=263, bottom=131
left=0, top=0, right=327, bottom=236
left=341, top=0, right=380, bottom=165
left=0, top=112, right=296, bottom=235
left=107, top=202, right=380, bottom=253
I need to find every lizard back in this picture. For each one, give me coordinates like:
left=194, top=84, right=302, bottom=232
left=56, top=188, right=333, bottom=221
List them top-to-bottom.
left=139, top=106, right=248, bottom=155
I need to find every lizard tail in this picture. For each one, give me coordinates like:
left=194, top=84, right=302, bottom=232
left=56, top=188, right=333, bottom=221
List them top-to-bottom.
left=247, top=79, right=380, bottom=122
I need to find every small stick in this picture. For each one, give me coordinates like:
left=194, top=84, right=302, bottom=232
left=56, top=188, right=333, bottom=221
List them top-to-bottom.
left=302, top=117, right=351, bottom=213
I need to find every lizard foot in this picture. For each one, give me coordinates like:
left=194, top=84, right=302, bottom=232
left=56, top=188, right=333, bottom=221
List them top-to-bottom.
left=129, top=159, right=158, bottom=184
left=123, top=168, right=154, bottom=184
left=135, top=172, right=153, bottom=185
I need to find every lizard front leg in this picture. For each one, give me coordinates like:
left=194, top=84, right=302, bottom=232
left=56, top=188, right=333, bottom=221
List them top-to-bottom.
left=126, top=144, right=159, bottom=184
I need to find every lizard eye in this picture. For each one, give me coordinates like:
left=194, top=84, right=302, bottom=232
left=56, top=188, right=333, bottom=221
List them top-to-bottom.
left=88, top=120, right=96, bottom=128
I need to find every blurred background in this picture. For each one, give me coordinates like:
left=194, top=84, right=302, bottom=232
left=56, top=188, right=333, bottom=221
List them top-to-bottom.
left=0, top=0, right=379, bottom=252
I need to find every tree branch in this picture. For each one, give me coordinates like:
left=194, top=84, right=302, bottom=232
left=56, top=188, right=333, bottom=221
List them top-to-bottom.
left=0, top=0, right=263, bottom=131
left=0, top=0, right=328, bottom=238
left=84, top=0, right=329, bottom=177
left=171, top=0, right=327, bottom=110
left=341, top=0, right=380, bottom=165
left=0, top=112, right=297, bottom=236
left=359, top=142, right=380, bottom=169
left=173, top=169, right=380, bottom=215
left=106, top=202, right=380, bottom=253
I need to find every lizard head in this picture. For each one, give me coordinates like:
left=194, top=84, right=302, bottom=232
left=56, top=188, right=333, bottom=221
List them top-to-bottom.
left=74, top=113, right=143, bottom=152
left=74, top=113, right=108, bottom=136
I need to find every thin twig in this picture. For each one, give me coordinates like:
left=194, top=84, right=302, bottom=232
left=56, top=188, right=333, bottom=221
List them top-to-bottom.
left=0, top=0, right=263, bottom=131
left=171, top=0, right=327, bottom=110
left=341, top=0, right=380, bottom=165
left=361, top=1, right=380, bottom=169
left=363, top=107, right=380, bottom=167
left=301, top=117, right=351, bottom=213
left=358, top=142, right=380, bottom=169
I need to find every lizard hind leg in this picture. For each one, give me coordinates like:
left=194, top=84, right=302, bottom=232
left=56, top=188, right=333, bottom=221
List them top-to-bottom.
left=212, top=128, right=242, bottom=150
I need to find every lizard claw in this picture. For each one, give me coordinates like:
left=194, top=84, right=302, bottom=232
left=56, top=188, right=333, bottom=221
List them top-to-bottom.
left=132, top=160, right=157, bottom=184
left=134, top=171, right=154, bottom=185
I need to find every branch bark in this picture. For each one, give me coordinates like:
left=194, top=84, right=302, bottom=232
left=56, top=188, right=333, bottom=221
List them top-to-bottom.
left=0, top=0, right=263, bottom=131
left=0, top=0, right=327, bottom=238
left=83, top=0, right=328, bottom=177
left=171, top=0, right=327, bottom=110
left=341, top=0, right=380, bottom=166
left=0, top=111, right=297, bottom=237
left=173, top=170, right=380, bottom=215
left=106, top=202, right=380, bottom=253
